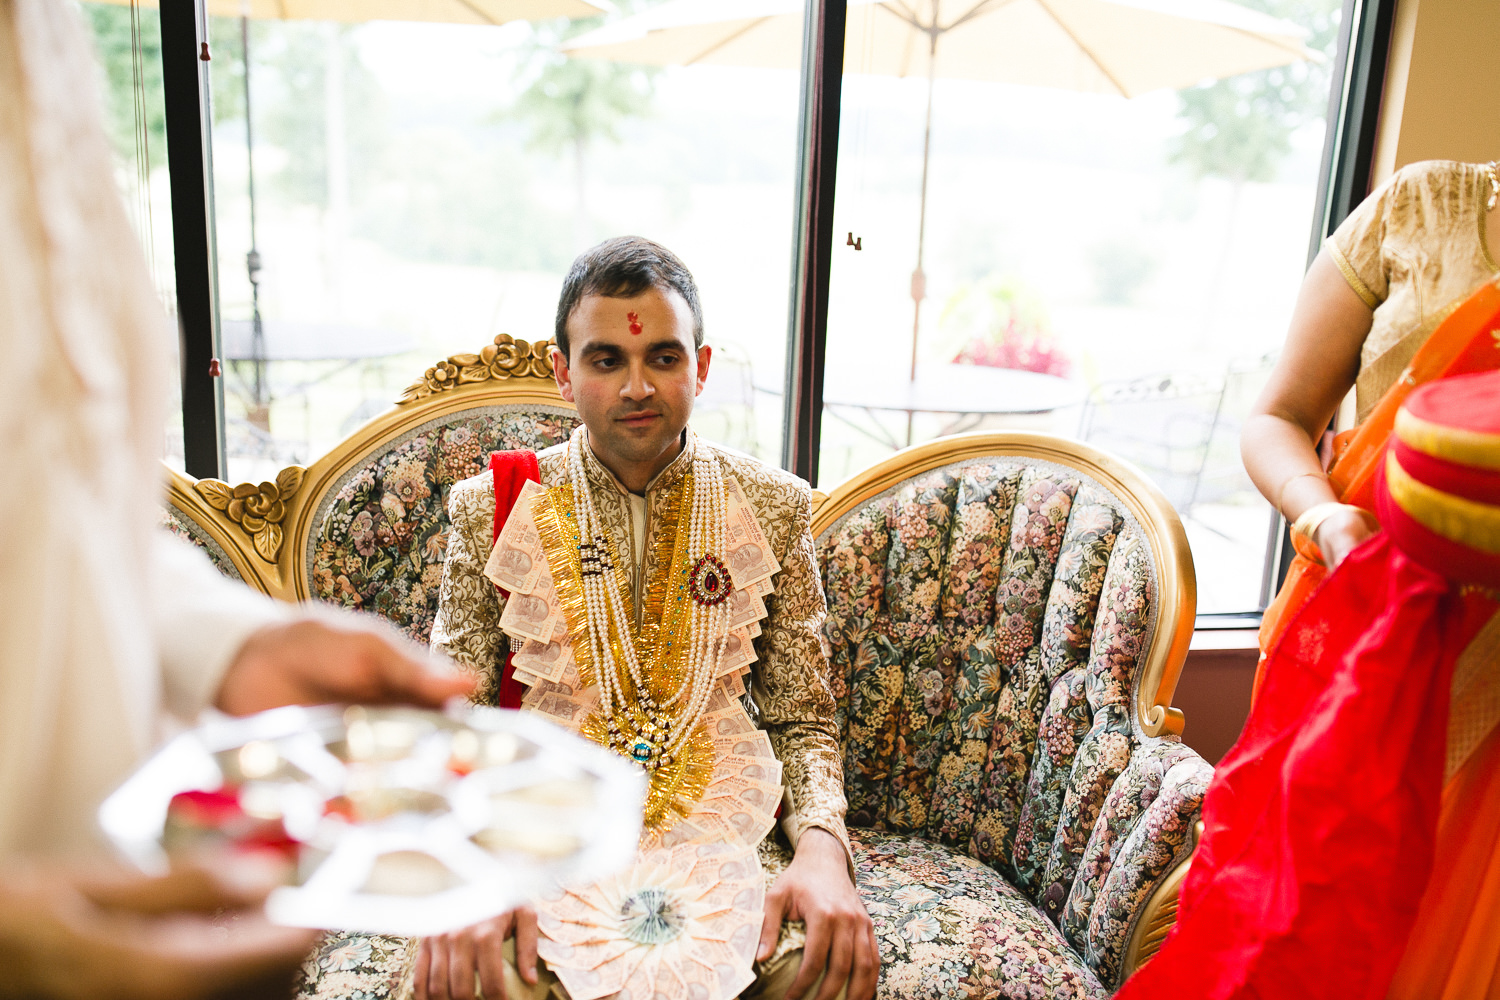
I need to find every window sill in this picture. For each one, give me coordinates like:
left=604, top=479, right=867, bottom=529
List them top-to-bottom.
left=1189, top=627, right=1260, bottom=651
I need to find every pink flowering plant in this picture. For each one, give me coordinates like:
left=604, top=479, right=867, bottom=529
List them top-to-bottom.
left=942, top=275, right=1071, bottom=378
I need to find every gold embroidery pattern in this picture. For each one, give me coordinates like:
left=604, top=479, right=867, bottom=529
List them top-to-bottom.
left=430, top=437, right=851, bottom=863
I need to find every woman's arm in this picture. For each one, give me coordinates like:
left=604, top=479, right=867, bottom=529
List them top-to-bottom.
left=1241, top=250, right=1377, bottom=568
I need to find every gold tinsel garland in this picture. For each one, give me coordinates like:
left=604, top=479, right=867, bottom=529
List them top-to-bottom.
left=532, top=476, right=715, bottom=834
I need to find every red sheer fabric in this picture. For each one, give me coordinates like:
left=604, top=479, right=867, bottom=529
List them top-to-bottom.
left=1118, top=532, right=1492, bottom=1000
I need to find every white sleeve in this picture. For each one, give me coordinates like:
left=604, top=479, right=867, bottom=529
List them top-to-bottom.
left=150, top=531, right=291, bottom=720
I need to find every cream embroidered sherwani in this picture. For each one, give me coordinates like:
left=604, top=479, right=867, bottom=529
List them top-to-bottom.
left=431, top=432, right=851, bottom=872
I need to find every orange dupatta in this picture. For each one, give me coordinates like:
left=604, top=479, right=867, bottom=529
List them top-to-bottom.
left=1256, top=277, right=1500, bottom=696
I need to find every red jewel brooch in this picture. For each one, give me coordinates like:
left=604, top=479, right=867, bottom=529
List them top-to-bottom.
left=688, top=554, right=732, bottom=606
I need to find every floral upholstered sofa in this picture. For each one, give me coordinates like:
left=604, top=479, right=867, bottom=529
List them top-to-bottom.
left=165, top=348, right=1209, bottom=998
left=812, top=432, right=1211, bottom=997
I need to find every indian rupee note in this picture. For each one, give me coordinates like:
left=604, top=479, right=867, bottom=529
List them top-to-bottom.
left=723, top=477, right=780, bottom=588
left=483, top=480, right=547, bottom=593
left=713, top=753, right=783, bottom=786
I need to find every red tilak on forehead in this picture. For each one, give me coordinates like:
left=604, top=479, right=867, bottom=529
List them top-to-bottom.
left=627, top=312, right=643, bottom=335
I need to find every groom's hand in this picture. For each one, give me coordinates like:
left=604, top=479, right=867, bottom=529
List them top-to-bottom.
left=758, top=828, right=879, bottom=1000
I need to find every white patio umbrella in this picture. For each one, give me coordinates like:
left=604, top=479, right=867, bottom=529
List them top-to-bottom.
left=563, top=0, right=1317, bottom=378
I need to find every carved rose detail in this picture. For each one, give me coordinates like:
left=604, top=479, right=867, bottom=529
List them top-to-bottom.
left=398, top=335, right=555, bottom=404
left=195, top=466, right=305, bottom=562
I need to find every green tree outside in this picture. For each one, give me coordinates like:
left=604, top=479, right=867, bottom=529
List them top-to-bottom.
left=1171, top=0, right=1343, bottom=185
left=83, top=4, right=166, bottom=173
left=504, top=16, right=657, bottom=248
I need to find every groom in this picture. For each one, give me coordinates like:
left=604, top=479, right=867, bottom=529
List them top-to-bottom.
left=421, top=236, right=877, bottom=1000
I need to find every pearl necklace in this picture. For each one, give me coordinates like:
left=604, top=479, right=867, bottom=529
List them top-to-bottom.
left=568, top=429, right=730, bottom=771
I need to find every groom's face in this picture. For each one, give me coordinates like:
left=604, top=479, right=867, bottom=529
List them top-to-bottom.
left=553, top=286, right=710, bottom=480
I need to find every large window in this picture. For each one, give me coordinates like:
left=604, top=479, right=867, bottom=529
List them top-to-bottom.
left=88, top=0, right=1385, bottom=620
left=821, top=0, right=1344, bottom=614
left=83, top=2, right=182, bottom=467
left=195, top=9, right=805, bottom=484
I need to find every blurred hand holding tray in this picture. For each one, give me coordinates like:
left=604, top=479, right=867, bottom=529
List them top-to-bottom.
left=100, top=704, right=645, bottom=937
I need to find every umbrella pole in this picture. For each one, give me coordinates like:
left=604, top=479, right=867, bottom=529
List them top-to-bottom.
left=242, top=14, right=269, bottom=431
left=906, top=30, right=938, bottom=446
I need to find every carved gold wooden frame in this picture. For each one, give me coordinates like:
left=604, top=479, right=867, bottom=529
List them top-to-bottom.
left=162, top=336, right=573, bottom=602
left=810, top=430, right=1197, bottom=739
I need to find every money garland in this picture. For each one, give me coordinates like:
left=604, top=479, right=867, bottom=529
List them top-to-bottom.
left=484, top=428, right=787, bottom=1000
left=534, top=460, right=717, bottom=831
left=534, top=841, right=765, bottom=1000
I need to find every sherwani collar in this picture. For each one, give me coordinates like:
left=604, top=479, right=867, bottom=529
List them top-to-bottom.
left=577, top=427, right=698, bottom=500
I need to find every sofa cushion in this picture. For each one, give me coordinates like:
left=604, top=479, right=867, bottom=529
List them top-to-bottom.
left=853, top=829, right=1107, bottom=1000
left=296, top=931, right=414, bottom=999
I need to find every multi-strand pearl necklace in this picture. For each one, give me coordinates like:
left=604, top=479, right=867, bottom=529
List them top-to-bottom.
left=568, top=430, right=731, bottom=771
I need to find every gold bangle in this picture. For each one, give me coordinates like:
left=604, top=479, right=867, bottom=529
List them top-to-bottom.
left=1276, top=470, right=1330, bottom=519
left=1290, top=502, right=1374, bottom=562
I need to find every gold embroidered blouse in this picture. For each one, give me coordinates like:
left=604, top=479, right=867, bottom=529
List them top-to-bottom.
left=1326, top=159, right=1499, bottom=420
left=431, top=431, right=851, bottom=862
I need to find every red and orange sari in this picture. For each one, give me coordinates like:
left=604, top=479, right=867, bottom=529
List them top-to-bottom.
left=1118, top=278, right=1500, bottom=1000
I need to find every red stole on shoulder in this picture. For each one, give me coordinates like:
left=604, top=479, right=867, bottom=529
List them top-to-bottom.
left=489, top=449, right=541, bottom=709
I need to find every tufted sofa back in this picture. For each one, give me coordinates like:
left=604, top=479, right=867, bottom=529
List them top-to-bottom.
left=160, top=337, right=578, bottom=638
left=305, top=404, right=578, bottom=642
left=814, top=434, right=1209, bottom=986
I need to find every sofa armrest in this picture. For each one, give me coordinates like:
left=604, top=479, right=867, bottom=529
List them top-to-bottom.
left=1075, top=753, right=1210, bottom=989
left=1123, top=820, right=1201, bottom=976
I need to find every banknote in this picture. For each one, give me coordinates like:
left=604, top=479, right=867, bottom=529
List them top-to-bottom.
left=723, top=477, right=780, bottom=588
left=483, top=480, right=547, bottom=594
left=501, top=577, right=558, bottom=643
left=725, top=587, right=766, bottom=631
left=716, top=630, right=757, bottom=675
left=513, top=633, right=573, bottom=683
left=524, top=662, right=595, bottom=702
left=705, top=667, right=749, bottom=712
left=718, top=671, right=745, bottom=699
left=705, top=685, right=740, bottom=715
left=529, top=692, right=591, bottom=728
left=704, top=705, right=757, bottom=740
left=722, top=728, right=775, bottom=761
left=713, top=753, right=782, bottom=786
left=703, top=773, right=783, bottom=813
left=693, top=797, right=777, bottom=846
left=689, top=808, right=775, bottom=850
left=654, top=816, right=717, bottom=848
left=685, top=843, right=763, bottom=887
left=686, top=866, right=767, bottom=913
left=694, top=909, right=763, bottom=965
left=536, top=934, right=636, bottom=973
left=648, top=956, right=686, bottom=1000
left=709, top=957, right=755, bottom=1000
left=550, top=958, right=615, bottom=1000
